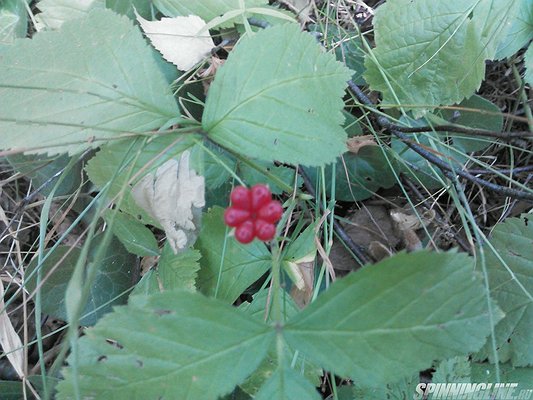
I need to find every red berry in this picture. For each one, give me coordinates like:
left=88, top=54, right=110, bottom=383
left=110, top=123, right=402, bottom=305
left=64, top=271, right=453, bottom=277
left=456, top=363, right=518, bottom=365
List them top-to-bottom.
left=250, top=184, right=272, bottom=211
left=230, top=186, right=251, bottom=210
left=257, top=200, right=283, bottom=223
left=224, top=207, right=251, bottom=227
left=254, top=219, right=276, bottom=241
left=235, top=220, right=255, bottom=244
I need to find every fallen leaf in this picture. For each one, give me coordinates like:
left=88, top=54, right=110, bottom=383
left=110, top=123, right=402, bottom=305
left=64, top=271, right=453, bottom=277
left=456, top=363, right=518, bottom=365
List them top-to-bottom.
left=136, top=12, right=215, bottom=71
left=346, top=135, right=377, bottom=154
left=131, top=151, right=205, bottom=253
left=390, top=208, right=436, bottom=251
left=289, top=260, right=315, bottom=308
left=0, top=279, right=24, bottom=378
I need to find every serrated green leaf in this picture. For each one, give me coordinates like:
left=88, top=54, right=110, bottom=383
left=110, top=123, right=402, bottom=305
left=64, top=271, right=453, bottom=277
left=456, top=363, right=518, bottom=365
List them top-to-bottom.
left=0, top=0, right=27, bottom=44
left=35, top=0, right=104, bottom=30
left=154, top=0, right=267, bottom=21
left=364, top=0, right=486, bottom=115
left=494, top=0, right=533, bottom=59
left=0, top=9, right=179, bottom=156
left=203, top=24, right=351, bottom=166
left=310, top=24, right=367, bottom=85
left=525, top=42, right=533, bottom=85
left=85, top=135, right=195, bottom=225
left=196, top=207, right=271, bottom=303
left=103, top=210, right=160, bottom=256
left=479, top=215, right=533, bottom=366
left=26, top=235, right=135, bottom=325
left=158, top=244, right=200, bottom=291
left=130, top=246, right=200, bottom=295
left=284, top=251, right=502, bottom=386
left=238, top=289, right=321, bottom=396
left=56, top=291, right=275, bottom=400
left=432, top=356, right=471, bottom=383
left=255, top=363, right=321, bottom=400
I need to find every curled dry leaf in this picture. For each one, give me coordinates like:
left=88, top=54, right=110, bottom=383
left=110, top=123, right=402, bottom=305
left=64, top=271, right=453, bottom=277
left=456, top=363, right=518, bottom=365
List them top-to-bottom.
left=135, top=12, right=215, bottom=71
left=346, top=135, right=377, bottom=154
left=132, top=151, right=205, bottom=253
left=390, top=208, right=436, bottom=251
left=0, top=279, right=24, bottom=378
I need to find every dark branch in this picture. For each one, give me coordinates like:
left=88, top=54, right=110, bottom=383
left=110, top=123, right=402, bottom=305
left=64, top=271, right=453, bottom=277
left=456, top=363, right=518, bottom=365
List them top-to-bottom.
left=347, top=80, right=533, bottom=203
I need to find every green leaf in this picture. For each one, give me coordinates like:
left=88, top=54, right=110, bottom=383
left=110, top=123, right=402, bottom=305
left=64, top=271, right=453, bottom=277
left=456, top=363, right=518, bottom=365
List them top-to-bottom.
left=0, top=0, right=27, bottom=44
left=35, top=0, right=104, bottom=30
left=106, top=0, right=152, bottom=19
left=154, top=0, right=267, bottom=21
left=364, top=0, right=486, bottom=115
left=473, top=0, right=523, bottom=59
left=494, top=0, right=533, bottom=59
left=0, top=9, right=179, bottom=156
left=203, top=24, right=351, bottom=166
left=310, top=24, right=367, bottom=85
left=525, top=42, right=533, bottom=86
left=435, top=94, right=503, bottom=153
left=85, top=135, right=195, bottom=225
left=192, top=142, right=236, bottom=190
left=304, top=146, right=398, bottom=201
left=6, top=153, right=84, bottom=196
left=239, top=160, right=299, bottom=195
left=196, top=207, right=271, bottom=303
left=103, top=210, right=160, bottom=256
left=479, top=215, right=533, bottom=366
left=283, top=223, right=317, bottom=264
left=26, top=234, right=136, bottom=325
left=158, top=244, right=200, bottom=291
left=284, top=251, right=503, bottom=386
left=238, top=289, right=321, bottom=396
left=56, top=291, right=275, bottom=400
left=432, top=356, right=471, bottom=383
left=471, top=362, right=533, bottom=387
left=255, top=363, right=321, bottom=400
left=351, top=374, right=419, bottom=399
left=0, top=376, right=60, bottom=400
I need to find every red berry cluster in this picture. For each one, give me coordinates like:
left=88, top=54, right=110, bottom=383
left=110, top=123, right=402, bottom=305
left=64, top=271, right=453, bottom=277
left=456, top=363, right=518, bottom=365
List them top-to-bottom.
left=224, top=184, right=283, bottom=244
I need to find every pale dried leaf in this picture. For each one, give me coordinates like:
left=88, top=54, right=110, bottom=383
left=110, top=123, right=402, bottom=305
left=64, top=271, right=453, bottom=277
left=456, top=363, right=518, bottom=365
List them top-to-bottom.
left=136, top=12, right=215, bottom=71
left=346, top=135, right=377, bottom=154
left=131, top=151, right=205, bottom=253
left=390, top=209, right=436, bottom=251
left=289, top=260, right=315, bottom=308
left=0, top=280, right=24, bottom=378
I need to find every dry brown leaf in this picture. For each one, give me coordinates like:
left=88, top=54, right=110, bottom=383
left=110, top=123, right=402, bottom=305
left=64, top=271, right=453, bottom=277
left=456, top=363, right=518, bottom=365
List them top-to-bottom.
left=136, top=13, right=215, bottom=71
left=346, top=135, right=377, bottom=154
left=131, top=151, right=205, bottom=253
left=390, top=208, right=436, bottom=251
left=289, top=260, right=315, bottom=308
left=0, top=279, right=24, bottom=378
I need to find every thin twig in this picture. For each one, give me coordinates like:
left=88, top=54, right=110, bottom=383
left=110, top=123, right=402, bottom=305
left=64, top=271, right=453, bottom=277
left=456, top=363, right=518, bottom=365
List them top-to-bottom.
left=347, top=80, right=533, bottom=203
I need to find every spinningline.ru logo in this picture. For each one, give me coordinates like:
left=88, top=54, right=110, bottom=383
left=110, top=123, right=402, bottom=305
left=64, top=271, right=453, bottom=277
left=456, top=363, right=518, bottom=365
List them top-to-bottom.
left=413, top=383, right=533, bottom=400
